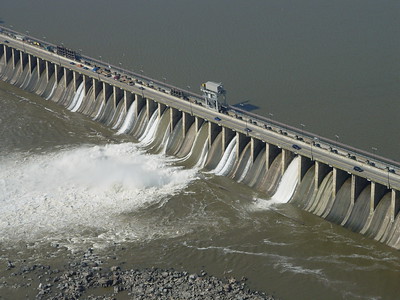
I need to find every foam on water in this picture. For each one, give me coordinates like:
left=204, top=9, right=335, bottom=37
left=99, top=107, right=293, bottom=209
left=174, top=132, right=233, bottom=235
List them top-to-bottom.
left=0, top=143, right=197, bottom=247
left=252, top=156, right=299, bottom=209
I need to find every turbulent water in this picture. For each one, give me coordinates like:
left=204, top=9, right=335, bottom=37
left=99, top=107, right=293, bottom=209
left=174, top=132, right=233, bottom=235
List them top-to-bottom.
left=1, top=0, right=400, bottom=298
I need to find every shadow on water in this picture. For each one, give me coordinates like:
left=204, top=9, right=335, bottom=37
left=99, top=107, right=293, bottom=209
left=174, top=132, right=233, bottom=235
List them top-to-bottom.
left=232, top=100, right=259, bottom=112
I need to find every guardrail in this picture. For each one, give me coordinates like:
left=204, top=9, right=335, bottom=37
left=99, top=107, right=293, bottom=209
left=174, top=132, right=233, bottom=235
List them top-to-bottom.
left=1, top=25, right=398, bottom=174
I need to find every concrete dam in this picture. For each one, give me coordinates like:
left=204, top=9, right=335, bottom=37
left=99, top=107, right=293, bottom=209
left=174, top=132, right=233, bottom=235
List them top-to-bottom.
left=1, top=27, right=400, bottom=250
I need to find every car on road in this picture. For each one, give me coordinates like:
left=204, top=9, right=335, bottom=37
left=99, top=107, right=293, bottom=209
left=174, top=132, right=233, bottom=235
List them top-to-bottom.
left=4, top=40, right=9, bottom=43
left=69, top=62, right=75, bottom=65
left=83, top=67, right=88, bottom=70
left=139, top=86, right=145, bottom=90
left=214, top=117, right=221, bottom=121
left=245, top=128, right=252, bottom=133
left=292, top=144, right=301, bottom=151
left=353, top=166, right=364, bottom=172
left=388, top=168, right=396, bottom=174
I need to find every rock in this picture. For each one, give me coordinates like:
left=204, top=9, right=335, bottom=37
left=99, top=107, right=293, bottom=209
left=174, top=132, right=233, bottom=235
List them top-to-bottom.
left=110, top=265, right=120, bottom=272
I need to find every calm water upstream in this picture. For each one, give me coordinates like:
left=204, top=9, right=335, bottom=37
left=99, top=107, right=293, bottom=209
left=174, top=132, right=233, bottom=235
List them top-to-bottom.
left=0, top=1, right=399, bottom=299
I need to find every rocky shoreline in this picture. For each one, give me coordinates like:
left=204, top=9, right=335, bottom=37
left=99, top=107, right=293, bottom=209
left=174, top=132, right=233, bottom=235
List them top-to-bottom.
left=4, top=249, right=276, bottom=299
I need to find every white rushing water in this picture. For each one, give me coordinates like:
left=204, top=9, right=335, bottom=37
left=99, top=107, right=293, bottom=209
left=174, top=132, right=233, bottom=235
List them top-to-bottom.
left=45, top=82, right=57, bottom=100
left=67, top=82, right=85, bottom=112
left=92, top=100, right=105, bottom=121
left=117, top=102, right=136, bottom=134
left=112, top=107, right=126, bottom=130
left=139, top=109, right=159, bottom=145
left=213, top=136, right=237, bottom=176
left=0, top=143, right=197, bottom=247
left=238, top=156, right=252, bottom=182
left=252, top=156, right=299, bottom=209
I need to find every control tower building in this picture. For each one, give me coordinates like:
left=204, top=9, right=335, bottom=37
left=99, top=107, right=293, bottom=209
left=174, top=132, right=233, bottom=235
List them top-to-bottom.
left=200, top=81, right=226, bottom=111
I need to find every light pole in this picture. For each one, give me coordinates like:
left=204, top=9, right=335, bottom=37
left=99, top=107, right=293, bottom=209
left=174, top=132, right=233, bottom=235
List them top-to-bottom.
left=300, top=123, right=305, bottom=139
left=372, top=147, right=377, bottom=157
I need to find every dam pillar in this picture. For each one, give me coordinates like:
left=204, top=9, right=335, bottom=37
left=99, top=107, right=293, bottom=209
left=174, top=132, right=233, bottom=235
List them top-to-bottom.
left=3, top=45, right=11, bottom=65
left=4, top=45, right=11, bottom=64
left=12, top=48, right=19, bottom=69
left=19, top=51, right=24, bottom=72
left=21, top=52, right=29, bottom=71
left=28, top=54, right=36, bottom=74
left=37, top=57, right=45, bottom=78
left=46, top=61, right=55, bottom=82
left=55, top=65, right=63, bottom=84
left=64, top=68, right=73, bottom=87
left=73, top=71, right=82, bottom=92
left=82, top=75, right=92, bottom=96
left=92, top=78, right=102, bottom=100
left=102, top=82, right=112, bottom=103
left=113, top=86, right=123, bottom=108
left=124, top=91, right=134, bottom=113
left=135, top=94, right=145, bottom=117
left=146, top=98, right=157, bottom=120
left=158, top=103, right=166, bottom=118
left=170, top=107, right=182, bottom=132
left=182, top=112, right=195, bottom=137
left=195, top=117, right=205, bottom=133
left=208, top=121, right=220, bottom=148
left=222, top=127, right=235, bottom=153
left=236, top=132, right=250, bottom=161
left=251, top=138, right=263, bottom=163
left=266, top=143, right=280, bottom=170
left=281, top=149, right=294, bottom=175
left=299, top=155, right=313, bottom=183
left=314, top=161, right=332, bottom=191
left=332, top=168, right=349, bottom=196
left=341, top=175, right=369, bottom=226
left=350, top=175, right=368, bottom=205
left=370, top=182, right=389, bottom=214
left=390, top=190, right=400, bottom=222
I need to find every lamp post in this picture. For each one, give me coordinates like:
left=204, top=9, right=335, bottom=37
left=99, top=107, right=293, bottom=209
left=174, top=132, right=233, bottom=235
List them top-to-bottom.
left=300, top=123, right=305, bottom=139
left=335, top=134, right=339, bottom=143
left=372, top=147, right=377, bottom=157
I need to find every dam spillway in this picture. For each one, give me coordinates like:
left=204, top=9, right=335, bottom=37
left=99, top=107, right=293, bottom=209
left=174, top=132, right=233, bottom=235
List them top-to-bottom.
left=1, top=27, right=400, bottom=250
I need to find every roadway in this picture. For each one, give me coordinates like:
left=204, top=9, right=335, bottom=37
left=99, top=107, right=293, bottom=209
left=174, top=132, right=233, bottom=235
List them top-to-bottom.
left=1, top=30, right=399, bottom=190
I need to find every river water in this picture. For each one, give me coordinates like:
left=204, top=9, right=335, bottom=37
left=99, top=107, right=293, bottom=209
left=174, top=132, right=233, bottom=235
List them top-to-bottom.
left=1, top=1, right=400, bottom=299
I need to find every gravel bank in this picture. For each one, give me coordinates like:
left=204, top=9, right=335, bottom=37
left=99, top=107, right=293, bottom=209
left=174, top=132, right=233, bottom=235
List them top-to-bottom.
left=4, top=249, right=276, bottom=299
